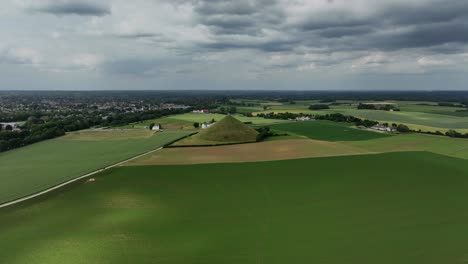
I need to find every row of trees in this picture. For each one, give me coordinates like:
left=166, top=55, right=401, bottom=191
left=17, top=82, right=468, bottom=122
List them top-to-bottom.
left=357, top=103, right=400, bottom=111
left=308, top=104, right=330, bottom=110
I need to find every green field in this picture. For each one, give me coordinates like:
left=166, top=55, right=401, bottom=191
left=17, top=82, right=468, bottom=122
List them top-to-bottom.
left=269, top=121, right=392, bottom=141
left=0, top=130, right=190, bottom=204
left=344, top=133, right=468, bottom=160
left=2, top=152, right=468, bottom=263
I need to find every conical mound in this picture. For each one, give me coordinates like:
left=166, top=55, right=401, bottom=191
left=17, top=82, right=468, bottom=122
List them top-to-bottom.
left=197, top=115, right=258, bottom=142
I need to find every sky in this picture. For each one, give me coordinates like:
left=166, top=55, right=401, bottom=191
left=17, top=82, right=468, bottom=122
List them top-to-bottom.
left=0, top=0, right=467, bottom=90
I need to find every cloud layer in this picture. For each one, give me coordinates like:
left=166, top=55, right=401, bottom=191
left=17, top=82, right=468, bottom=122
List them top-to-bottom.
left=0, top=0, right=467, bottom=90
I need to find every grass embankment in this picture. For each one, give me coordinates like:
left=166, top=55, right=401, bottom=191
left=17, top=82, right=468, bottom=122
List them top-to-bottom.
left=172, top=116, right=259, bottom=146
left=0, top=130, right=191, bottom=204
left=2, top=152, right=468, bottom=263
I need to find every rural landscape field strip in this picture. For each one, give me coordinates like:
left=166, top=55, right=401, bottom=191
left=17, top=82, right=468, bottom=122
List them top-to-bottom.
left=252, top=101, right=468, bottom=132
left=268, top=121, right=392, bottom=141
left=0, top=130, right=191, bottom=205
left=126, top=139, right=372, bottom=165
left=2, top=152, right=468, bottom=263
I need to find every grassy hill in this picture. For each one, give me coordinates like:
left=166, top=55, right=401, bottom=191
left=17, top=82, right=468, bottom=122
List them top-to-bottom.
left=172, top=115, right=259, bottom=146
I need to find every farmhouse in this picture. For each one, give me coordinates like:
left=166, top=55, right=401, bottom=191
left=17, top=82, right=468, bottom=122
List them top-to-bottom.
left=193, top=109, right=209, bottom=114
left=295, top=116, right=312, bottom=122
left=151, top=124, right=162, bottom=131
left=371, top=124, right=396, bottom=132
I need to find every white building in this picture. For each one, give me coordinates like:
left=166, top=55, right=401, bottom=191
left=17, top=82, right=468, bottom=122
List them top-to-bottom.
left=193, top=109, right=209, bottom=114
left=296, top=116, right=312, bottom=122
left=201, top=122, right=214, bottom=129
left=152, top=124, right=161, bottom=131
left=371, top=124, right=396, bottom=132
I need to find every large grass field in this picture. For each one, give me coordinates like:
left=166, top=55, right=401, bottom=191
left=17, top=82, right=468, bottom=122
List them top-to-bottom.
left=268, top=121, right=392, bottom=141
left=0, top=130, right=190, bottom=205
left=2, top=152, right=468, bottom=263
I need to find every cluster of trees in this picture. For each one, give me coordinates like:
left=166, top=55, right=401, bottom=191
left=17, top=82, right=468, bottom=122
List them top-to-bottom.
left=438, top=102, right=465, bottom=107
left=357, top=103, right=400, bottom=111
left=308, top=104, right=330, bottom=110
left=218, top=106, right=237, bottom=114
left=256, top=112, right=309, bottom=120
left=0, top=122, right=66, bottom=152
left=255, top=127, right=286, bottom=141
left=445, top=130, right=468, bottom=139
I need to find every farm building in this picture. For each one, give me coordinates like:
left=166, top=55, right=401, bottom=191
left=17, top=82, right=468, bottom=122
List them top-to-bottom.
left=193, top=109, right=209, bottom=114
left=296, top=116, right=312, bottom=122
left=151, top=124, right=162, bottom=131
left=371, top=124, right=396, bottom=132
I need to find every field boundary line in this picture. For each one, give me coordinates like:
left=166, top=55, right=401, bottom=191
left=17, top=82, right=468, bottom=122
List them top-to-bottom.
left=0, top=147, right=164, bottom=209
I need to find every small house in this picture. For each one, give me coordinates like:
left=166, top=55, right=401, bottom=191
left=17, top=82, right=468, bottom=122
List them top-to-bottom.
left=295, top=116, right=312, bottom=122
left=152, top=124, right=161, bottom=131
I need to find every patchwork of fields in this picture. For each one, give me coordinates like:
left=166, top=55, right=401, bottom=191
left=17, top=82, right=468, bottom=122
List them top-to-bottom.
left=249, top=100, right=468, bottom=132
left=1, top=107, right=467, bottom=264
left=0, top=130, right=190, bottom=204
left=2, top=152, right=468, bottom=263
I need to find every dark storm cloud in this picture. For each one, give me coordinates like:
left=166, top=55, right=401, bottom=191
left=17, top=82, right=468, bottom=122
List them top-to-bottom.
left=190, top=0, right=468, bottom=54
left=193, top=0, right=284, bottom=36
left=33, top=1, right=110, bottom=16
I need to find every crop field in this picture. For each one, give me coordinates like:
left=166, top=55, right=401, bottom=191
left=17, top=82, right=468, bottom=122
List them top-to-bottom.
left=167, top=113, right=287, bottom=125
left=268, top=121, right=392, bottom=141
left=0, top=130, right=191, bottom=204
left=344, top=133, right=468, bottom=160
left=127, top=139, right=371, bottom=165
left=1, top=152, right=468, bottom=264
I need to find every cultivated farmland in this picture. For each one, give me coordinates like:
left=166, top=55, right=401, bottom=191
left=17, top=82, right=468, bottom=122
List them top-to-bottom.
left=0, top=130, right=191, bottom=204
left=126, top=139, right=371, bottom=165
left=1, top=152, right=468, bottom=263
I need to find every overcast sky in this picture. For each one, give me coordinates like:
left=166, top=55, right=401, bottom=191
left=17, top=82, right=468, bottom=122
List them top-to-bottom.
left=0, top=0, right=467, bottom=90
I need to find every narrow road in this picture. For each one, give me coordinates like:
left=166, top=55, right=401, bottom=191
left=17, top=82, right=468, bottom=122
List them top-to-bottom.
left=0, top=147, right=164, bottom=209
